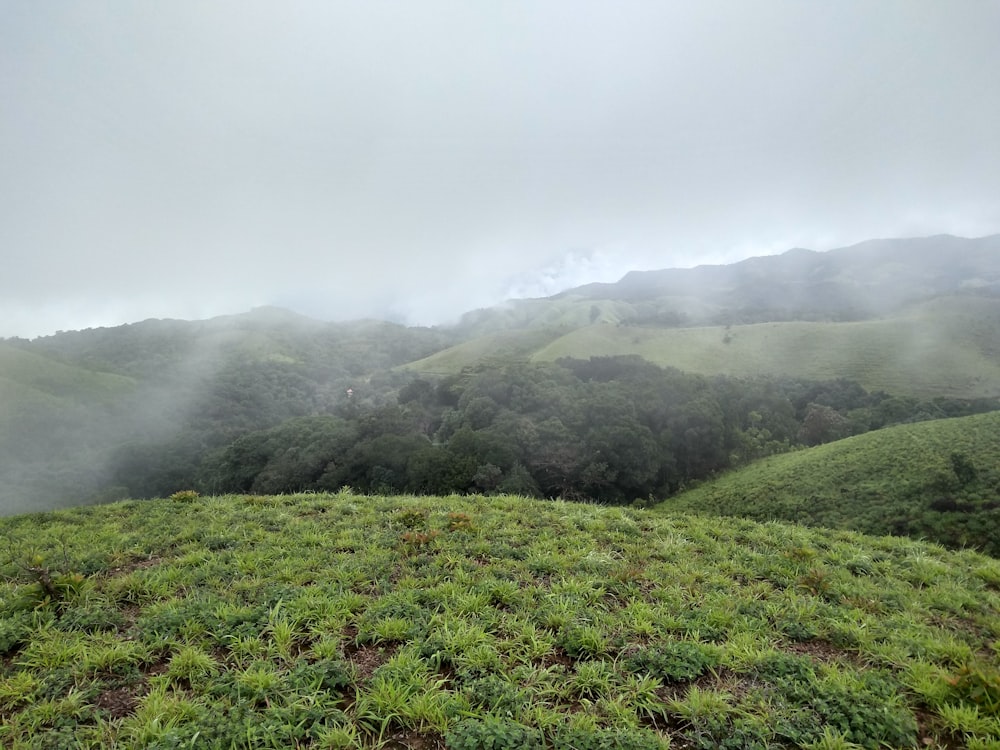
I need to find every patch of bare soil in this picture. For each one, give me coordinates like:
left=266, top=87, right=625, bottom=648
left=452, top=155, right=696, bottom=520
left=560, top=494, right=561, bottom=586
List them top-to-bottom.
left=101, top=555, right=164, bottom=577
left=784, top=638, right=856, bottom=663
left=346, top=643, right=399, bottom=682
left=94, top=679, right=148, bottom=719
left=381, top=729, right=445, bottom=749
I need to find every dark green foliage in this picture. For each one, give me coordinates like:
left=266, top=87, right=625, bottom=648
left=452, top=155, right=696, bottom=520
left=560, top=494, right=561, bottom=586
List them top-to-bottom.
left=950, top=451, right=978, bottom=486
left=55, top=603, right=125, bottom=633
left=0, top=610, right=36, bottom=653
left=623, top=642, right=720, bottom=683
left=776, top=670, right=918, bottom=749
left=676, top=714, right=771, bottom=750
left=447, top=717, right=544, bottom=750
left=550, top=726, right=669, bottom=750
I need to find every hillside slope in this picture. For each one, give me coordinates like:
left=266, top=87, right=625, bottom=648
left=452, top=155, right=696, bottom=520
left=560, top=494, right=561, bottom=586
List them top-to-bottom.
left=412, top=295, right=1000, bottom=399
left=655, top=411, right=1000, bottom=555
left=2, top=493, right=999, bottom=748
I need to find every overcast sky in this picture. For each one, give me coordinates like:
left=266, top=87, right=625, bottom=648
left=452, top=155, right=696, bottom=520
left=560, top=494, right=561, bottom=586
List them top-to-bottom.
left=2, top=1, right=999, bottom=337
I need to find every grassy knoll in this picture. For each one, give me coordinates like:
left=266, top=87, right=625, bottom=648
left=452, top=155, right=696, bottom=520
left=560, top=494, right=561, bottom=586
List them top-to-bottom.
left=531, top=296, right=1000, bottom=399
left=403, top=327, right=570, bottom=375
left=0, top=343, right=136, bottom=408
left=657, top=411, right=1000, bottom=556
left=3, top=493, right=1000, bottom=748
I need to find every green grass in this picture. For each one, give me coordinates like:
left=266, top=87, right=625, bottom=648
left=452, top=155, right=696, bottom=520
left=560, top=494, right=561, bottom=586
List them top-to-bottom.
left=406, top=296, right=1000, bottom=399
left=532, top=296, right=1000, bottom=399
left=403, top=327, right=571, bottom=375
left=0, top=344, right=136, bottom=430
left=0, top=344, right=136, bottom=403
left=656, top=411, right=1000, bottom=555
left=2, top=492, right=1000, bottom=748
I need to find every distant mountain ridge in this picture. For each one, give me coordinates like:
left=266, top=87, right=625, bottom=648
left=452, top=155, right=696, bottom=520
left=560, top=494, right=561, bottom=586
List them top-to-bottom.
left=564, top=233, right=1000, bottom=304
left=456, top=234, right=1000, bottom=334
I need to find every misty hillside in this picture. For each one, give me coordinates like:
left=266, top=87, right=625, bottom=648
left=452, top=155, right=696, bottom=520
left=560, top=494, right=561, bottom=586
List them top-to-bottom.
left=456, top=234, right=1000, bottom=334
left=3, top=235, right=1000, bottom=519
left=408, top=295, right=1000, bottom=398
left=0, top=314, right=455, bottom=515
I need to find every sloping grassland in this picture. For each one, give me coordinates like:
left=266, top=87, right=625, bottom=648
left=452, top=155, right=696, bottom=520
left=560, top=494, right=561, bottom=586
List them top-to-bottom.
left=531, top=296, right=1000, bottom=399
left=657, top=411, right=1000, bottom=556
left=2, top=493, right=999, bottom=748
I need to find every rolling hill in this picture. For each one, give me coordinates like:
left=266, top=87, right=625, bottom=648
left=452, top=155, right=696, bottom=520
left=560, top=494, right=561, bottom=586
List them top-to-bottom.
left=410, top=295, right=1000, bottom=399
left=654, top=411, right=1000, bottom=555
left=2, top=492, right=999, bottom=748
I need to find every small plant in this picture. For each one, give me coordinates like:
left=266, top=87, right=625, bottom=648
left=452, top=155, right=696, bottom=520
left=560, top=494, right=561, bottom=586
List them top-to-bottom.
left=169, top=489, right=201, bottom=502
left=396, top=507, right=429, bottom=529
left=447, top=511, right=475, bottom=532
left=14, top=553, right=87, bottom=610
left=798, top=567, right=832, bottom=597
left=557, top=624, right=608, bottom=659
left=624, top=642, right=720, bottom=683
left=166, top=645, right=220, bottom=684
left=945, top=662, right=1000, bottom=714
left=447, top=716, right=543, bottom=750
left=802, top=726, right=864, bottom=750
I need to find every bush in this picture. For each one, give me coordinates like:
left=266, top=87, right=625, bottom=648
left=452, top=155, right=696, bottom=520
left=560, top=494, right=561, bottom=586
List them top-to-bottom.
left=623, top=642, right=720, bottom=683
left=446, top=717, right=543, bottom=750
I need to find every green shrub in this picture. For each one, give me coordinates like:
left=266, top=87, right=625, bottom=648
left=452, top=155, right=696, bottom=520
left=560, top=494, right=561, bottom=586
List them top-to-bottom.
left=624, top=642, right=720, bottom=683
left=446, top=716, right=543, bottom=750
left=550, top=726, right=670, bottom=750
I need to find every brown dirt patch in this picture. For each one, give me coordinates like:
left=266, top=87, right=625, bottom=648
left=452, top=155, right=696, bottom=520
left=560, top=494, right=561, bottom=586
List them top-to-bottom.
left=101, top=555, right=164, bottom=578
left=785, top=638, right=857, bottom=664
left=346, top=644, right=398, bottom=682
left=535, top=647, right=575, bottom=669
left=94, top=681, right=146, bottom=719
left=914, top=708, right=965, bottom=750
left=381, top=729, right=445, bottom=749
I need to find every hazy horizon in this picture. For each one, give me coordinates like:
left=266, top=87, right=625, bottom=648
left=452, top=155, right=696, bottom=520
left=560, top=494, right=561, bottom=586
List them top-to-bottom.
left=4, top=2, right=999, bottom=338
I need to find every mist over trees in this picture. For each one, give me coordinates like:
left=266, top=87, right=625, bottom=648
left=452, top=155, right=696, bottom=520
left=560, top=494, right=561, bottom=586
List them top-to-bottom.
left=2, top=236, right=1000, bottom=515
left=69, top=354, right=996, bottom=507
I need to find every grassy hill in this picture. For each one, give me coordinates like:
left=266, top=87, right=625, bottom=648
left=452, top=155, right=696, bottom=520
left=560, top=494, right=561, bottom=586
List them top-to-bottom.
left=411, top=296, right=1000, bottom=399
left=401, top=326, right=571, bottom=375
left=0, top=343, right=136, bottom=406
left=656, top=411, right=1000, bottom=555
left=2, top=492, right=1000, bottom=749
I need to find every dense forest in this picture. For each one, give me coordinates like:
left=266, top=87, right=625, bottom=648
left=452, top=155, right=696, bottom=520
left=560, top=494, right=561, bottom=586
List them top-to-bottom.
left=104, top=356, right=998, bottom=504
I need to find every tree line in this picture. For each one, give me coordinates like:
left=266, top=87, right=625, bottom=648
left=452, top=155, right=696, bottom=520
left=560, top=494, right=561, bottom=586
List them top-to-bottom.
left=112, top=356, right=998, bottom=504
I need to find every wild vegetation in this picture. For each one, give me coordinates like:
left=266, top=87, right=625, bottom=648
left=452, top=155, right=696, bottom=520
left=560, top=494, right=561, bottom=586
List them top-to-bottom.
left=2, top=238, right=999, bottom=566
left=412, top=296, right=1000, bottom=399
left=128, top=357, right=997, bottom=510
left=657, top=412, right=1000, bottom=556
left=2, top=492, right=1000, bottom=749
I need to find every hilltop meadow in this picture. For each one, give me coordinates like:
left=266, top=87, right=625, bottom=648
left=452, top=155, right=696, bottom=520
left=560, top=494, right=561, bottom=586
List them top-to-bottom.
left=2, top=492, right=1000, bottom=749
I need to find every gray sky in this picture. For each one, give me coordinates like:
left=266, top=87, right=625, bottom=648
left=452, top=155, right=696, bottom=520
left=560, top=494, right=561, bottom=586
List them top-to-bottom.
left=3, top=1, right=999, bottom=337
